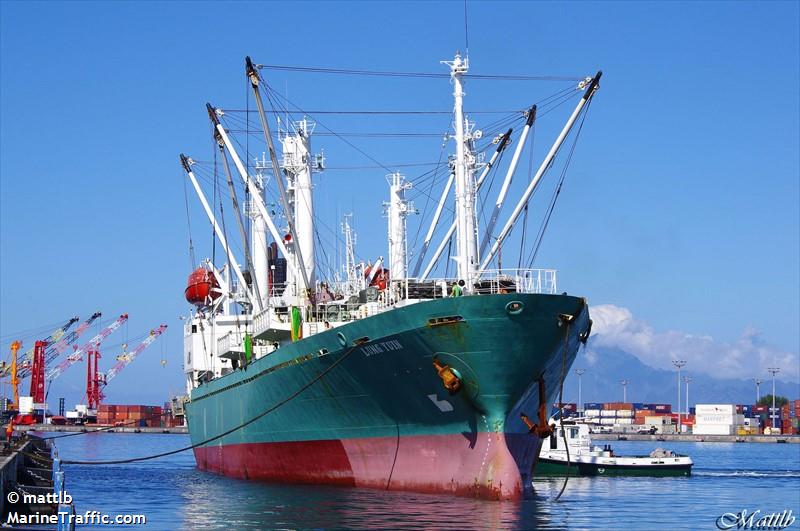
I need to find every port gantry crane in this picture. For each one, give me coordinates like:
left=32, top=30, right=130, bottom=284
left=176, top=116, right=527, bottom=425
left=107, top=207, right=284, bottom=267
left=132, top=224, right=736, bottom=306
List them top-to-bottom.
left=16, top=312, right=102, bottom=379
left=42, top=314, right=129, bottom=403
left=3, top=315, right=81, bottom=409
left=2, top=316, right=80, bottom=378
left=87, top=324, right=168, bottom=409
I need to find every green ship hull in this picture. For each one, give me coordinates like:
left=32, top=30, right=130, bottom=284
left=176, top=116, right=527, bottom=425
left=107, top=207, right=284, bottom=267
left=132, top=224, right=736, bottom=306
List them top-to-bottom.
left=185, top=292, right=591, bottom=500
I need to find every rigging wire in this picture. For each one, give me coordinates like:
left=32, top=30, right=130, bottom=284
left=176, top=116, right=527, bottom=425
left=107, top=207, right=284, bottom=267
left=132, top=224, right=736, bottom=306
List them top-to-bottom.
left=463, top=0, right=470, bottom=54
left=257, top=64, right=583, bottom=82
left=265, top=83, right=398, bottom=173
left=526, top=98, right=593, bottom=268
left=224, top=109, right=523, bottom=115
left=517, top=124, right=536, bottom=269
left=410, top=132, right=449, bottom=253
left=211, top=138, right=218, bottom=264
left=182, top=169, right=196, bottom=268
left=59, top=345, right=360, bottom=465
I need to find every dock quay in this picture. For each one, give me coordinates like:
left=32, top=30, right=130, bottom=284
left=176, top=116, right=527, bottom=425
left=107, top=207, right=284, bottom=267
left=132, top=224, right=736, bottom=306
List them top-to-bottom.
left=15, top=424, right=188, bottom=435
left=592, top=432, right=800, bottom=444
left=1, top=434, right=75, bottom=529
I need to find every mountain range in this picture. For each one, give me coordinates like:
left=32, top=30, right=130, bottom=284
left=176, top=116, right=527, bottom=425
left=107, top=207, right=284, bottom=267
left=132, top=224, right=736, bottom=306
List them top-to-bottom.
left=559, top=343, right=800, bottom=409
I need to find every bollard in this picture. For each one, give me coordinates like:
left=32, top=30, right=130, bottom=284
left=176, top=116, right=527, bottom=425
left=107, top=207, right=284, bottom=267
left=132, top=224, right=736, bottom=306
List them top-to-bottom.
left=54, top=470, right=64, bottom=498
left=57, top=502, right=75, bottom=531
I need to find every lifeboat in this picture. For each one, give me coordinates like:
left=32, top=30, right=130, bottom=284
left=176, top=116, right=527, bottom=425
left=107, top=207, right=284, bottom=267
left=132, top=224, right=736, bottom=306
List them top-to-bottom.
left=185, top=267, right=221, bottom=307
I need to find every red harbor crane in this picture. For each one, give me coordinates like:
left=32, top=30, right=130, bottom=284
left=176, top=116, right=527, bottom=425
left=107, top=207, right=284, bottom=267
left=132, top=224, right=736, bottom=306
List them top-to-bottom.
left=89, top=324, right=168, bottom=409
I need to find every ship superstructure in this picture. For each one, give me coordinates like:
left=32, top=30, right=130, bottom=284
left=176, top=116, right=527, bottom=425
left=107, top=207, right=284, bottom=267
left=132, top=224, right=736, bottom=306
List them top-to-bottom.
left=180, top=54, right=600, bottom=500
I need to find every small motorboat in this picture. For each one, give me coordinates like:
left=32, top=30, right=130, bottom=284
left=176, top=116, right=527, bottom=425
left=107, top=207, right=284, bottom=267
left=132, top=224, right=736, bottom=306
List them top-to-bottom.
left=537, top=420, right=693, bottom=477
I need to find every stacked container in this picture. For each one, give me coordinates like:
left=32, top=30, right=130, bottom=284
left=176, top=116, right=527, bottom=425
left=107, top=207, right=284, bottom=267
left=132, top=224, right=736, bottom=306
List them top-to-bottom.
left=96, top=404, right=164, bottom=427
left=693, top=404, right=744, bottom=435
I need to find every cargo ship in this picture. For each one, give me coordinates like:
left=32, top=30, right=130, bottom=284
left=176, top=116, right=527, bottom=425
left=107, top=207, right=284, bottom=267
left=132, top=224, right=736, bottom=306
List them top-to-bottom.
left=181, top=55, right=600, bottom=500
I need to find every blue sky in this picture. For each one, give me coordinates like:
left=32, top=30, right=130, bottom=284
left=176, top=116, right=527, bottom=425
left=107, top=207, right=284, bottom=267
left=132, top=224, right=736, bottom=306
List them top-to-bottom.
left=1, top=1, right=798, bottom=407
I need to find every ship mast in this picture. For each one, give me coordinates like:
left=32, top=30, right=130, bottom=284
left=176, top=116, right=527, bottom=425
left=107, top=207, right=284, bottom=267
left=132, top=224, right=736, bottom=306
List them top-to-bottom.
left=445, top=52, right=479, bottom=290
left=281, top=118, right=320, bottom=294
left=385, top=172, right=416, bottom=282
left=341, top=214, right=360, bottom=293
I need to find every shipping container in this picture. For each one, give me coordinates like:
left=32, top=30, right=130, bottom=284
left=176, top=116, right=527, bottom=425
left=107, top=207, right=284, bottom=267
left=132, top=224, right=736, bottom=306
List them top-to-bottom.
left=603, top=402, right=633, bottom=410
left=585, top=403, right=603, bottom=410
left=653, top=404, right=672, bottom=413
left=695, top=404, right=737, bottom=415
left=689, top=407, right=696, bottom=415
left=584, top=409, right=601, bottom=417
left=600, top=410, right=616, bottom=417
left=616, top=410, right=634, bottom=417
left=695, top=414, right=745, bottom=425
left=599, top=418, right=615, bottom=425
left=616, top=418, right=633, bottom=425
left=693, top=424, right=736, bottom=435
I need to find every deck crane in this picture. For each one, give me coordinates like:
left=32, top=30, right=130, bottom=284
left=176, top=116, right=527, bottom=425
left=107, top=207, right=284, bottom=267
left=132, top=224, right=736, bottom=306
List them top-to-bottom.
left=16, top=312, right=102, bottom=379
left=43, top=314, right=128, bottom=394
left=88, top=324, right=167, bottom=409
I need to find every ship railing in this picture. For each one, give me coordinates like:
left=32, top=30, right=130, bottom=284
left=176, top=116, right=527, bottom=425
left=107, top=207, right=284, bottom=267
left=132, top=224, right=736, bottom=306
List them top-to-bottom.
left=400, top=268, right=558, bottom=298
left=476, top=268, right=558, bottom=295
left=217, top=331, right=243, bottom=356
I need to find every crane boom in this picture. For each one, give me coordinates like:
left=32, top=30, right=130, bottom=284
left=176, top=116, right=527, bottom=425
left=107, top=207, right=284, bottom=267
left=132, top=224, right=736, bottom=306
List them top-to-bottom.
left=16, top=312, right=102, bottom=379
left=45, top=314, right=129, bottom=382
left=2, top=316, right=79, bottom=376
left=103, top=324, right=167, bottom=385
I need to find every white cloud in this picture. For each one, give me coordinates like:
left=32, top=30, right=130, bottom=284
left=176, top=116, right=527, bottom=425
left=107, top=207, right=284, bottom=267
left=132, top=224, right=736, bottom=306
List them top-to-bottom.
left=588, top=304, right=800, bottom=382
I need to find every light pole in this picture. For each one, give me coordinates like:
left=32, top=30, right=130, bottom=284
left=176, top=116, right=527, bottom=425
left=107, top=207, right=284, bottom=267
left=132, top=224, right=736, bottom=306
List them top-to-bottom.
left=672, top=360, right=686, bottom=431
left=767, top=367, right=780, bottom=429
left=575, top=368, right=586, bottom=413
left=684, top=376, right=692, bottom=418
left=755, top=378, right=764, bottom=403
left=620, top=379, right=629, bottom=403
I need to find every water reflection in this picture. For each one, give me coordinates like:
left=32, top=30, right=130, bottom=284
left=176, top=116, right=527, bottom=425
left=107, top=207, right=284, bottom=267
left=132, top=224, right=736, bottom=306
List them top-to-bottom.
left=49, top=434, right=800, bottom=530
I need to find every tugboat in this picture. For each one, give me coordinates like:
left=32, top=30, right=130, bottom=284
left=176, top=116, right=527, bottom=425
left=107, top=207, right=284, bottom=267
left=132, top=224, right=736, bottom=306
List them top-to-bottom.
left=537, top=421, right=693, bottom=477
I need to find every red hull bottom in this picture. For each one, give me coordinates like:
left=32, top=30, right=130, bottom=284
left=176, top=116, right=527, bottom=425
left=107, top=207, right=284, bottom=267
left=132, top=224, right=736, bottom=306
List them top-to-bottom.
left=194, top=432, right=541, bottom=501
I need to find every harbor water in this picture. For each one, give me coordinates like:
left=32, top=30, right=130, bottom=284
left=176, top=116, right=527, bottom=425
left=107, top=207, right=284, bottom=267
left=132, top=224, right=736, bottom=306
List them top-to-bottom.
left=51, top=433, right=800, bottom=529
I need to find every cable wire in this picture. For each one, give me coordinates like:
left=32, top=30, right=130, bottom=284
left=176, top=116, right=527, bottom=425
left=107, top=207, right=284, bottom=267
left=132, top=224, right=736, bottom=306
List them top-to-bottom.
left=61, top=345, right=358, bottom=465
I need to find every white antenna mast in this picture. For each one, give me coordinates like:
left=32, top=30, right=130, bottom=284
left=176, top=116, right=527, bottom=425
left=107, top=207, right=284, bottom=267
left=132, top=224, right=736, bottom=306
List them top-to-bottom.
left=443, top=52, right=479, bottom=290
left=384, top=172, right=417, bottom=281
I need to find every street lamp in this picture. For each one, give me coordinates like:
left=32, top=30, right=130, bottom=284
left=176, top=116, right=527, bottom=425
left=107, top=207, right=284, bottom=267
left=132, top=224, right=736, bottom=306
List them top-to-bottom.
left=672, top=360, right=686, bottom=431
left=767, top=367, right=780, bottom=429
left=575, top=368, right=586, bottom=412
left=684, top=376, right=692, bottom=418
left=755, top=378, right=764, bottom=403
left=620, top=379, right=629, bottom=403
